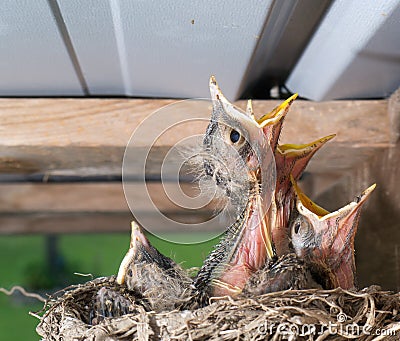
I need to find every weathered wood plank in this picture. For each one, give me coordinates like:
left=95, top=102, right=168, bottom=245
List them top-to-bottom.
left=389, top=87, right=400, bottom=143
left=0, top=97, right=394, bottom=235
left=0, top=98, right=391, bottom=178
left=0, top=98, right=390, bottom=146
left=0, top=99, right=174, bottom=147
left=0, top=164, right=373, bottom=235
left=0, top=182, right=218, bottom=234
left=0, top=182, right=204, bottom=213
left=0, top=183, right=127, bottom=212
left=0, top=212, right=215, bottom=235
left=0, top=212, right=131, bottom=235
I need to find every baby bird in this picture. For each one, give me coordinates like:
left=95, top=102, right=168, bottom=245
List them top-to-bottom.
left=92, top=76, right=377, bottom=321
left=193, top=76, right=279, bottom=300
left=193, top=77, right=332, bottom=299
left=233, top=88, right=336, bottom=257
left=251, top=95, right=335, bottom=256
left=271, top=135, right=336, bottom=255
left=289, top=177, right=376, bottom=289
left=91, top=221, right=193, bottom=323
left=116, top=221, right=193, bottom=311
left=242, top=253, right=320, bottom=296
left=91, top=286, right=136, bottom=324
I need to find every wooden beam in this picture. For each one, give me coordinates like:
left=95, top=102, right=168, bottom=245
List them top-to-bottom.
left=389, top=87, right=400, bottom=144
left=0, top=97, right=395, bottom=235
left=0, top=98, right=392, bottom=178
left=0, top=98, right=389, bottom=146
left=0, top=182, right=219, bottom=234
left=0, top=182, right=209, bottom=213
left=0, top=183, right=127, bottom=212
left=0, top=211, right=222, bottom=235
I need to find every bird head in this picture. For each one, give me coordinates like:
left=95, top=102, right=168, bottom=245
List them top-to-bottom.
left=201, top=76, right=297, bottom=216
left=272, top=134, right=336, bottom=255
left=289, top=177, right=376, bottom=289
left=116, top=221, right=176, bottom=286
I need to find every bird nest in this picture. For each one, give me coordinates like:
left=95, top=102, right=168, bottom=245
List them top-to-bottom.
left=35, top=276, right=400, bottom=340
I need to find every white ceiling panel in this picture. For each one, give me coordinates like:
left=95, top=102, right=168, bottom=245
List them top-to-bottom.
left=0, top=0, right=84, bottom=96
left=58, top=0, right=273, bottom=99
left=286, top=0, right=400, bottom=100
left=1, top=1, right=397, bottom=99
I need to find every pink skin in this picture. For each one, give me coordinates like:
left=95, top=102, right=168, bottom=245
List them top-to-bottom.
left=205, top=87, right=320, bottom=296
left=257, top=96, right=334, bottom=257
left=208, top=97, right=307, bottom=296
left=210, top=134, right=333, bottom=294
left=271, top=135, right=335, bottom=255
left=211, top=150, right=274, bottom=297
left=291, top=182, right=375, bottom=289
left=213, top=197, right=271, bottom=296
left=322, top=206, right=364, bottom=289
left=298, top=211, right=361, bottom=289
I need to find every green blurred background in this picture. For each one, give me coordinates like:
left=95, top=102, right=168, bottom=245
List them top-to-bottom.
left=0, top=232, right=217, bottom=340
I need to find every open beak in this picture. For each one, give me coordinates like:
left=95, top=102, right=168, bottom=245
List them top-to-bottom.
left=209, top=75, right=298, bottom=153
left=209, top=76, right=256, bottom=122
left=197, top=78, right=295, bottom=297
left=257, top=93, right=298, bottom=151
left=257, top=93, right=298, bottom=125
left=270, top=134, right=335, bottom=255
left=276, top=134, right=336, bottom=190
left=291, top=175, right=330, bottom=218
left=291, top=177, right=376, bottom=289
left=326, top=184, right=376, bottom=266
left=117, top=221, right=175, bottom=285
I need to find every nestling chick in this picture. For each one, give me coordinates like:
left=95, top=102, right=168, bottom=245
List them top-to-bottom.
left=193, top=77, right=281, bottom=299
left=251, top=96, right=335, bottom=256
left=271, top=135, right=335, bottom=255
left=289, top=177, right=376, bottom=289
left=91, top=221, right=193, bottom=323
left=117, top=221, right=193, bottom=311
left=242, top=253, right=320, bottom=296
left=90, top=286, right=138, bottom=325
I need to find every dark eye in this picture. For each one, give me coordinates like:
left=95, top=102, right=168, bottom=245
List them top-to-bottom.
left=230, top=130, right=240, bottom=143
left=294, top=221, right=301, bottom=234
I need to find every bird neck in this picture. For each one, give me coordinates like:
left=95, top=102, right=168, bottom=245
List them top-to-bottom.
left=194, top=193, right=273, bottom=297
left=328, top=248, right=357, bottom=290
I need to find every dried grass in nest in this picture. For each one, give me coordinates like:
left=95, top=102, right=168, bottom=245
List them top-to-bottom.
left=35, top=276, right=400, bottom=341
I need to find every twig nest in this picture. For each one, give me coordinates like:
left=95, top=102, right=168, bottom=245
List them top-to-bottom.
left=36, top=276, right=400, bottom=340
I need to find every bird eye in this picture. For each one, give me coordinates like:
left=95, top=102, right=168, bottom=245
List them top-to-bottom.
left=230, top=129, right=240, bottom=143
left=294, top=222, right=301, bottom=234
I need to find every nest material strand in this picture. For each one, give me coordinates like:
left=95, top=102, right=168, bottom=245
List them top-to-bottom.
left=36, top=276, right=400, bottom=340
